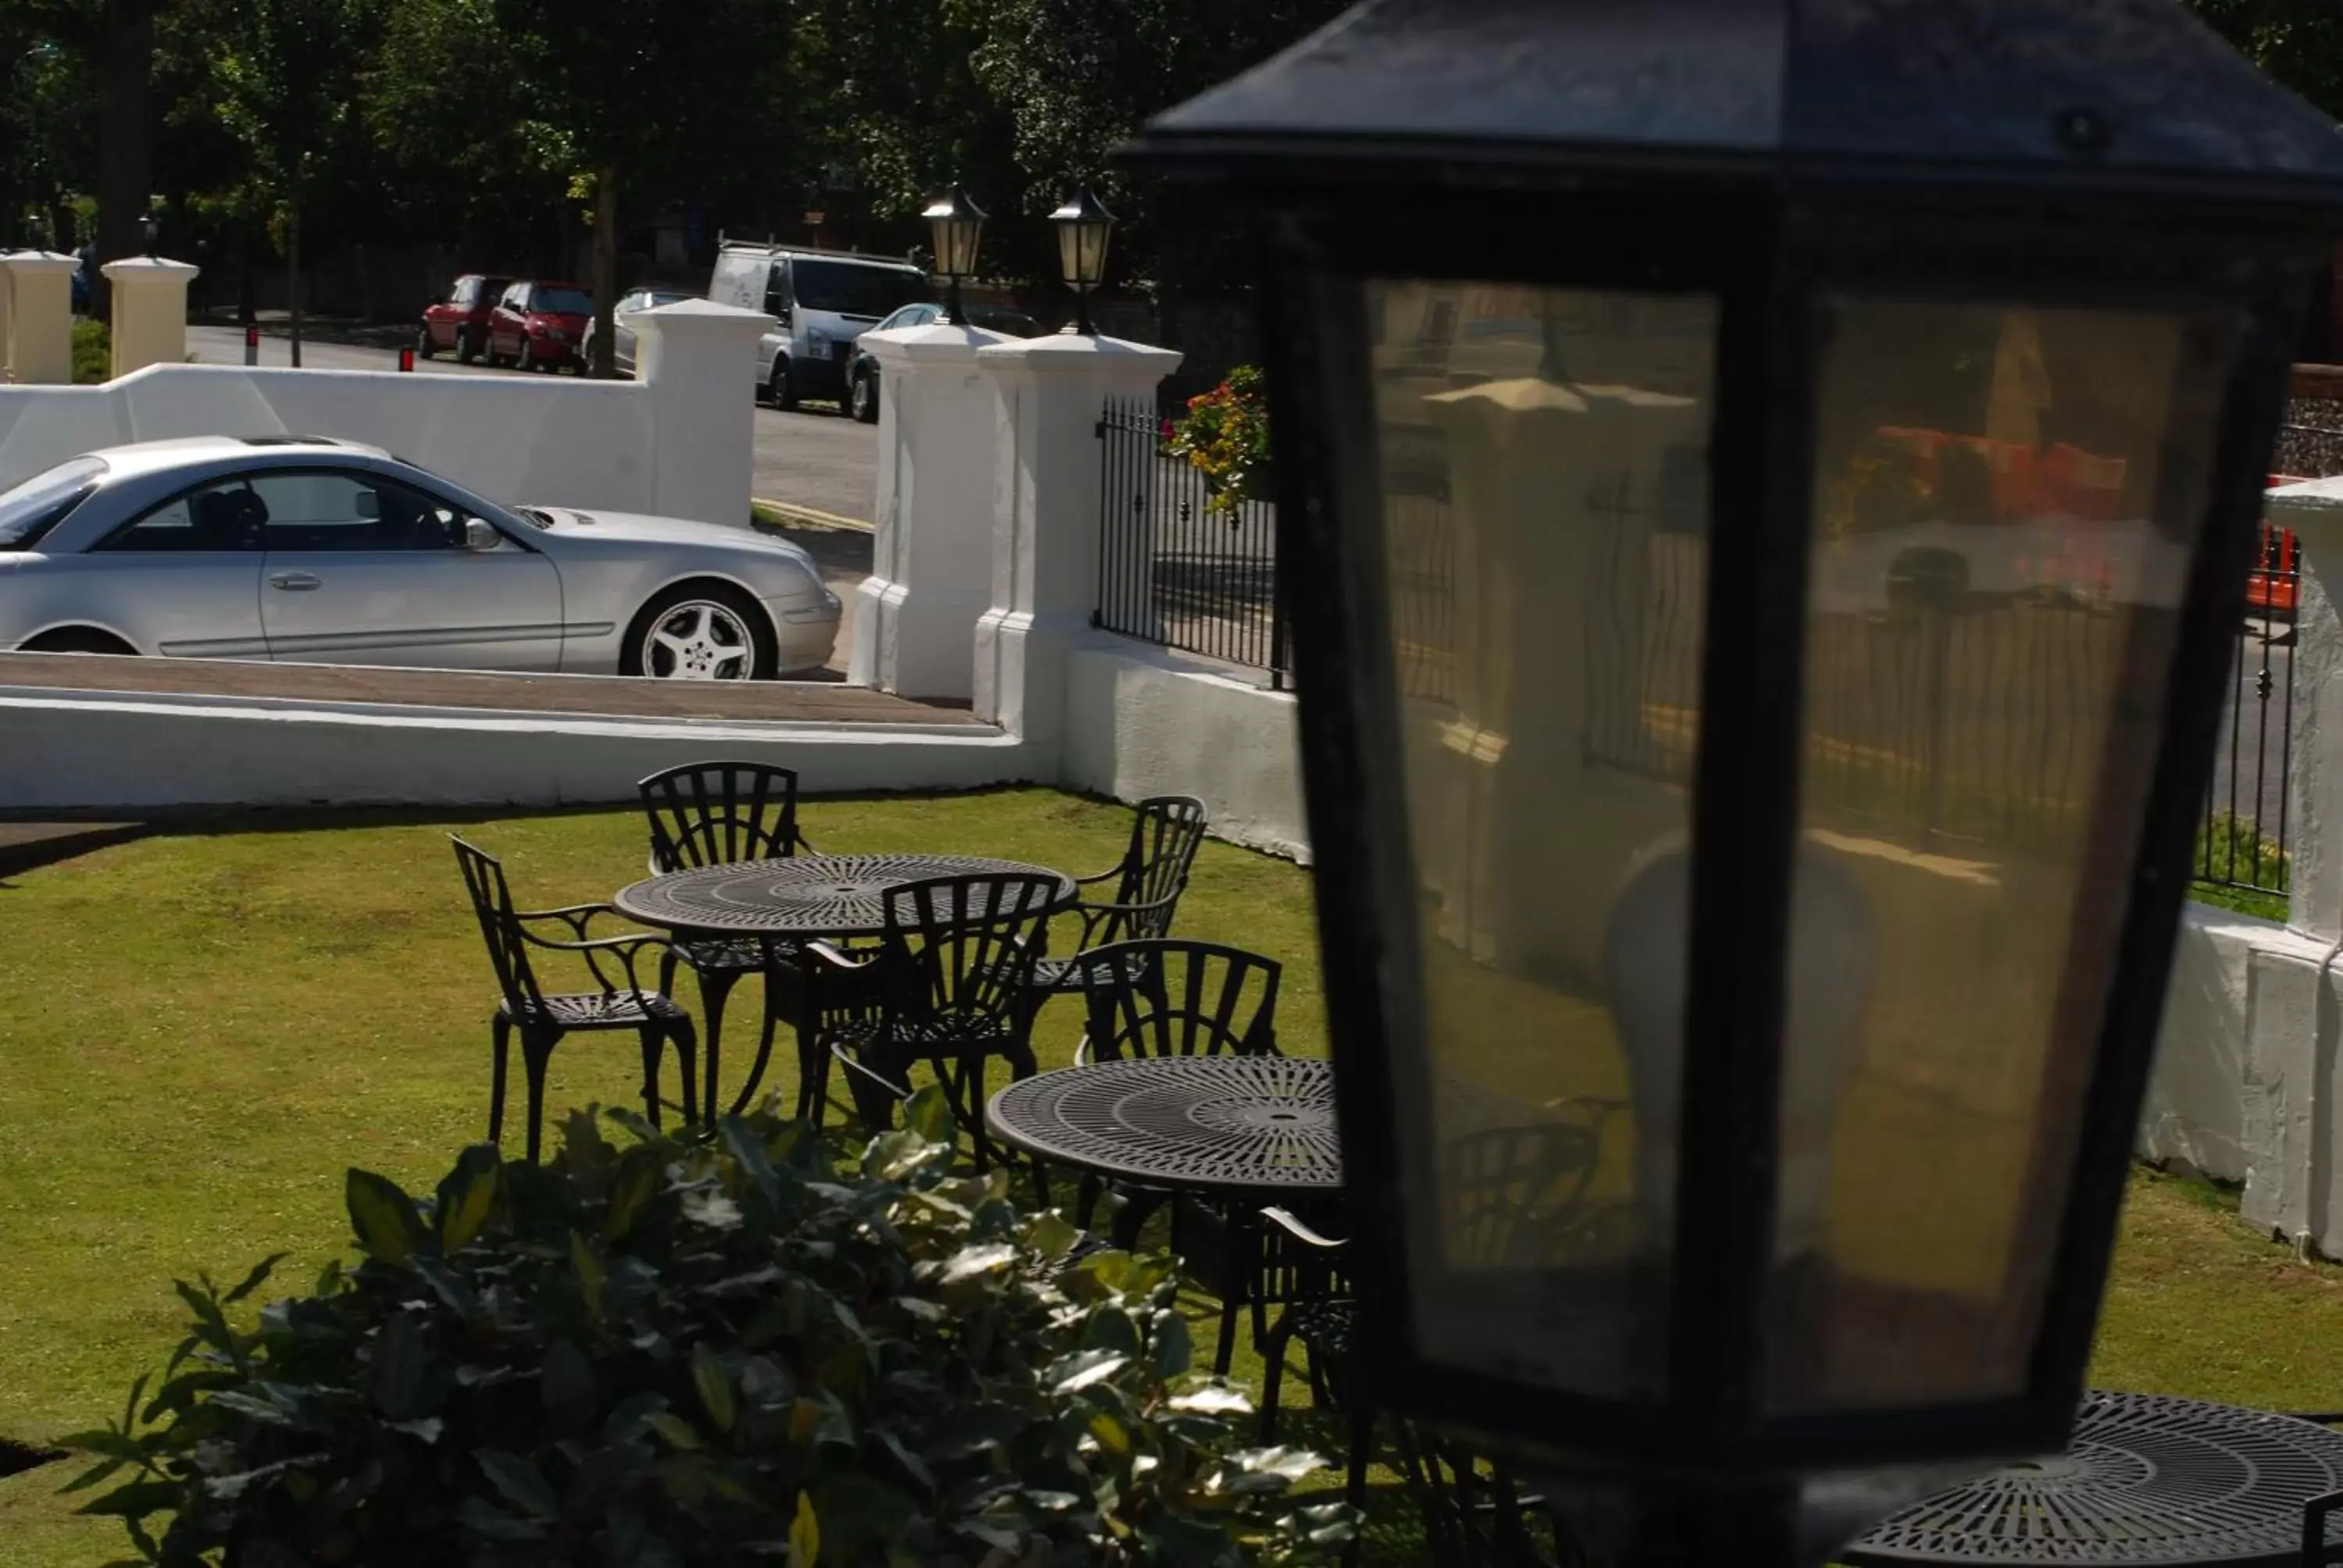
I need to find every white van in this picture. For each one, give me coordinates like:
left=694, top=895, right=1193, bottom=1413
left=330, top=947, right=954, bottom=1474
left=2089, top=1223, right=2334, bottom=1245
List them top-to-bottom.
left=707, top=244, right=928, bottom=410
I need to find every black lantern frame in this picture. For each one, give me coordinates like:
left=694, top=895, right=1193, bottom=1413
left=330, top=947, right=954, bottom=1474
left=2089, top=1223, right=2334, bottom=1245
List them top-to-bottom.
left=1126, top=0, right=2343, bottom=1488
left=922, top=182, right=986, bottom=326
left=1050, top=185, right=1115, bottom=335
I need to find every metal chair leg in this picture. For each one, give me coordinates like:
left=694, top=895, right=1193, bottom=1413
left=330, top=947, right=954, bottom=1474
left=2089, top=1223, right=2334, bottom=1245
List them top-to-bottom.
left=693, top=967, right=740, bottom=1124
left=731, top=992, right=781, bottom=1117
left=487, top=1014, right=512, bottom=1144
left=669, top=1017, right=700, bottom=1125
left=637, top=1024, right=665, bottom=1128
left=522, top=1031, right=556, bottom=1165
left=1260, top=1316, right=1297, bottom=1442
left=1342, top=1404, right=1376, bottom=1568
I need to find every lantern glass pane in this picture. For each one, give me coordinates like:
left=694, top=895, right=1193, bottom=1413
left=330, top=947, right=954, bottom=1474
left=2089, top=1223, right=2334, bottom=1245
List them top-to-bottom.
left=933, top=217, right=981, bottom=278
left=1358, top=278, right=1719, bottom=1399
left=1767, top=297, right=2231, bottom=1411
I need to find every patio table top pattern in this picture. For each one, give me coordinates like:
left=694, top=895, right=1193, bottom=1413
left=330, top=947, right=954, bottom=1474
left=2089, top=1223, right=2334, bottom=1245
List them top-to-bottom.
left=612, top=852, right=1078, bottom=940
left=986, top=1055, right=1343, bottom=1196
left=1846, top=1392, right=2343, bottom=1568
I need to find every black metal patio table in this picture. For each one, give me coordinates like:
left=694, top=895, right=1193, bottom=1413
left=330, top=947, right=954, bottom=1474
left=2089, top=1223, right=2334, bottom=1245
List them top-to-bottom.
left=612, top=853, right=1078, bottom=1117
left=985, top=1055, right=1342, bottom=1213
left=1842, top=1392, right=2343, bottom=1568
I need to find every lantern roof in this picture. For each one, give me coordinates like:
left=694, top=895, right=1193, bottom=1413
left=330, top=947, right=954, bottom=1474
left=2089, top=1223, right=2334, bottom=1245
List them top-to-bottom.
left=1127, top=0, right=2343, bottom=212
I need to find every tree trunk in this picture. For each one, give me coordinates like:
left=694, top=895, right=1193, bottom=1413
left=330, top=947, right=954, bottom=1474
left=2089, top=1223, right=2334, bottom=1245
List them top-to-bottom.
left=94, top=0, right=155, bottom=324
left=591, top=164, right=618, bottom=379
left=287, top=205, right=301, bottom=368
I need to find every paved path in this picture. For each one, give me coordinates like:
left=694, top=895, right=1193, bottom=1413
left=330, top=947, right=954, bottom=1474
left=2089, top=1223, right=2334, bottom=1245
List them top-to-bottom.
left=184, top=326, right=879, bottom=524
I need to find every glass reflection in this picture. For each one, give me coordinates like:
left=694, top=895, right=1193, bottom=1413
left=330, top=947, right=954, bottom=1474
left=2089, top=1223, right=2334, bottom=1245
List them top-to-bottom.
left=1362, top=280, right=1717, bottom=1398
left=1767, top=299, right=2228, bottom=1409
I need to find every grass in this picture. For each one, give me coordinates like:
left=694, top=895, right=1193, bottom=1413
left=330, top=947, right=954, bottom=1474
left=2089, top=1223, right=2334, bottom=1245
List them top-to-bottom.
left=68, top=319, right=106, bottom=385
left=5, top=788, right=2343, bottom=1564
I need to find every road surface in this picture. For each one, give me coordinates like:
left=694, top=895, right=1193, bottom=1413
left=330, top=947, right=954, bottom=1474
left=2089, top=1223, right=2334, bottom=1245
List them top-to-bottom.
left=184, top=325, right=878, bottom=524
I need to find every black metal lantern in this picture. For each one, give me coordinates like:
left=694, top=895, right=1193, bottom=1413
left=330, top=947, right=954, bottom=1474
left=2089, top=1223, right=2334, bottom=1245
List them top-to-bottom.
left=1125, top=0, right=2343, bottom=1553
left=921, top=182, right=986, bottom=324
left=1050, top=185, right=1115, bottom=335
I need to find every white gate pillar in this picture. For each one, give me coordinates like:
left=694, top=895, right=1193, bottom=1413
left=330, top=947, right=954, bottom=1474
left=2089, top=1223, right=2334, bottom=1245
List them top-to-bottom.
left=2, top=251, right=80, bottom=385
left=102, top=255, right=200, bottom=379
left=633, top=298, right=772, bottom=527
left=850, top=321, right=1009, bottom=700
left=973, top=333, right=1181, bottom=746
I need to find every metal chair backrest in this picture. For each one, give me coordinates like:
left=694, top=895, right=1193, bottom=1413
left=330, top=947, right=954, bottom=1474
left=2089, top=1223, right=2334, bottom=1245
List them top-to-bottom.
left=639, top=761, right=805, bottom=872
left=1109, top=795, right=1208, bottom=938
left=451, top=836, right=545, bottom=1017
left=880, top=873, right=1061, bottom=1025
left=1076, top=939, right=1280, bottom=1060
left=1442, top=1116, right=1609, bottom=1269
left=1396, top=1423, right=1568, bottom=1568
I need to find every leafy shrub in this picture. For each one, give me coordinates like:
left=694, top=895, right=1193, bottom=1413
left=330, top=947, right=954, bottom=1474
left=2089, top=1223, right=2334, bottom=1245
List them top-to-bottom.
left=71, top=318, right=109, bottom=384
left=1166, top=367, right=1271, bottom=518
left=66, top=1094, right=1350, bottom=1566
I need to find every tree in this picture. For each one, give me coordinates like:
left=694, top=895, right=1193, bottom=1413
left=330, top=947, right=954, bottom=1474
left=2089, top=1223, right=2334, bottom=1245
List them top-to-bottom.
left=187, top=0, right=380, bottom=362
left=493, top=0, right=793, bottom=376
left=2184, top=0, right=2343, bottom=116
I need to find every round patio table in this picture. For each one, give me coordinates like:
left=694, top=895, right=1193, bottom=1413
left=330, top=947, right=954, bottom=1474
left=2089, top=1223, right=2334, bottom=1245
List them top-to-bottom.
left=612, top=853, right=1077, bottom=940
left=613, top=853, right=1077, bottom=1119
left=984, top=1055, right=1342, bottom=1197
left=1843, top=1392, right=2343, bottom=1568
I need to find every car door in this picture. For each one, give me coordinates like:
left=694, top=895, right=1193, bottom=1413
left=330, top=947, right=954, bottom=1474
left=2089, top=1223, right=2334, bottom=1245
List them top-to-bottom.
left=426, top=278, right=468, bottom=349
left=490, top=283, right=528, bottom=358
left=612, top=290, right=644, bottom=372
left=250, top=467, right=565, bottom=670
left=67, top=479, right=269, bottom=658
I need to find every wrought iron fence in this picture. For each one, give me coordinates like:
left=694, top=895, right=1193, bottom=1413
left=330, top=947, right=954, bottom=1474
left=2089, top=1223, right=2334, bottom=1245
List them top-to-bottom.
left=1093, top=396, right=1287, bottom=684
left=2195, top=522, right=2295, bottom=903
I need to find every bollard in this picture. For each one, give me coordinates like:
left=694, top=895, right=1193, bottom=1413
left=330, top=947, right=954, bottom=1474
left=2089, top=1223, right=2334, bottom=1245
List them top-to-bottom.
left=244, top=323, right=259, bottom=365
left=398, top=345, right=415, bottom=372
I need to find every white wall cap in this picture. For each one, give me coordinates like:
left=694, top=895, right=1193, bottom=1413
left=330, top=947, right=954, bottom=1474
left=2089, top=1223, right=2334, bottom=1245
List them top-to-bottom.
left=2, top=251, right=80, bottom=273
left=100, top=255, right=200, bottom=279
left=628, top=298, right=775, bottom=337
left=860, top=321, right=1010, bottom=365
left=977, top=330, right=1182, bottom=380
left=2266, top=476, right=2343, bottom=547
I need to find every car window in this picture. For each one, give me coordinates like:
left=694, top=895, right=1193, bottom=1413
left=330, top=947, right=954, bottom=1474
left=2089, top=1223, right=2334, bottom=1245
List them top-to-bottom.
left=791, top=259, right=923, bottom=318
left=762, top=262, right=790, bottom=317
left=451, top=279, right=473, bottom=306
left=501, top=284, right=526, bottom=311
left=534, top=286, right=593, bottom=314
left=0, top=454, right=105, bottom=551
left=250, top=470, right=474, bottom=552
left=102, top=476, right=266, bottom=553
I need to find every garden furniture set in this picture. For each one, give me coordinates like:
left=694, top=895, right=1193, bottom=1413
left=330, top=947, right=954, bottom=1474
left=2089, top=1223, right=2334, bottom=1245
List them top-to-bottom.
left=451, top=763, right=2343, bottom=1567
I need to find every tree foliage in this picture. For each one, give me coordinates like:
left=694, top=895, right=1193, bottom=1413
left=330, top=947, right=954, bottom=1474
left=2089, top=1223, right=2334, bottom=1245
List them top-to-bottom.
left=2184, top=0, right=2343, bottom=119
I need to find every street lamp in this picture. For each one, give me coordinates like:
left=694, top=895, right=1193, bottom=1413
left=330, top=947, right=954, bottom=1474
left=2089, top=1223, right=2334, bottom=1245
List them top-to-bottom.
left=1125, top=0, right=2343, bottom=1559
left=921, top=182, right=985, bottom=325
left=1050, top=185, right=1114, bottom=335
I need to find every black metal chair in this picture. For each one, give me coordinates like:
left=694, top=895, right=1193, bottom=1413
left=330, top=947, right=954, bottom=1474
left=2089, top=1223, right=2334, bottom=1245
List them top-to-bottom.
left=637, top=762, right=815, bottom=1122
left=1011, top=795, right=1208, bottom=1039
left=451, top=836, right=697, bottom=1164
left=808, top=872, right=1058, bottom=1167
left=1070, top=938, right=1282, bottom=1235
left=1394, top=1422, right=1577, bottom=1568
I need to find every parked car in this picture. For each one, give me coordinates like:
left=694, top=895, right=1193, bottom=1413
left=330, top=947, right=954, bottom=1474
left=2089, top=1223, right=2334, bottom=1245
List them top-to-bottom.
left=707, top=243, right=925, bottom=410
left=415, top=273, right=512, bottom=363
left=485, top=280, right=594, bottom=373
left=579, top=287, right=692, bottom=378
left=843, top=303, right=1043, bottom=423
left=0, top=435, right=840, bottom=679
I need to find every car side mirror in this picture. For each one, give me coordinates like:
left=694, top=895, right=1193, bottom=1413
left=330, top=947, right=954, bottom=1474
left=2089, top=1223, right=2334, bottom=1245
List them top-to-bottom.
left=463, top=518, right=501, bottom=552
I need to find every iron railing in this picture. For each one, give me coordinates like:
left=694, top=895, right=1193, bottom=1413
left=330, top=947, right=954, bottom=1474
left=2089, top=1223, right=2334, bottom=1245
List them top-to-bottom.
left=1094, top=396, right=1287, bottom=684
left=2195, top=522, right=2295, bottom=901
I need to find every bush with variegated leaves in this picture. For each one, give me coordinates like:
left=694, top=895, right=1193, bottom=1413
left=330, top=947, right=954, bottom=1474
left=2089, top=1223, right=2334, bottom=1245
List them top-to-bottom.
left=65, top=1090, right=1353, bottom=1566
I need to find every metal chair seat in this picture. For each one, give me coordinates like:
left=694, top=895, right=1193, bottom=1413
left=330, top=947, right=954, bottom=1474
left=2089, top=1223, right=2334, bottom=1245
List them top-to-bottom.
left=672, top=935, right=782, bottom=974
left=509, top=990, right=694, bottom=1029
left=829, top=1009, right=1019, bottom=1057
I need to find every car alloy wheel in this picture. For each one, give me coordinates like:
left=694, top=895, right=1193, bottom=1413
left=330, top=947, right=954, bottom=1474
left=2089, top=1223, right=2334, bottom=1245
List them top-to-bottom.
left=415, top=323, right=434, bottom=359
left=458, top=328, right=480, bottom=364
left=517, top=339, right=537, bottom=372
left=850, top=370, right=878, bottom=422
left=640, top=599, right=756, bottom=680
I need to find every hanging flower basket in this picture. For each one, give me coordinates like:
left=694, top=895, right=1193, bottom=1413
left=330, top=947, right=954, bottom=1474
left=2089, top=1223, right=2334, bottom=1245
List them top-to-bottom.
left=1166, top=365, right=1274, bottom=515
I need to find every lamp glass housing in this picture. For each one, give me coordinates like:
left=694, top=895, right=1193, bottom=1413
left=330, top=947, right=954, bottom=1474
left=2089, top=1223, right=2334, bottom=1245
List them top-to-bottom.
left=922, top=185, right=986, bottom=280
left=1052, top=188, right=1114, bottom=288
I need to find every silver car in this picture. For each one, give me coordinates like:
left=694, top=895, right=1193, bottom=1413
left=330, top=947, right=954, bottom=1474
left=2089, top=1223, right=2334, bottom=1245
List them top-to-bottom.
left=581, top=287, right=693, bottom=378
left=0, top=435, right=840, bottom=679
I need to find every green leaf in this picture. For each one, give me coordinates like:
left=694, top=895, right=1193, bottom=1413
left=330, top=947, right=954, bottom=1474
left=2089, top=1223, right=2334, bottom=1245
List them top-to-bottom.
left=904, top=1082, right=955, bottom=1145
left=436, top=1145, right=501, bottom=1253
left=604, top=1149, right=662, bottom=1240
left=345, top=1168, right=425, bottom=1267
left=1025, top=1210, right=1081, bottom=1261
left=570, top=1231, right=605, bottom=1324
left=939, top=1243, right=1016, bottom=1284
left=222, top=1252, right=288, bottom=1306
left=412, top=1255, right=480, bottom=1320
left=172, top=1281, right=238, bottom=1364
left=367, top=1311, right=441, bottom=1420
left=1152, top=1312, right=1194, bottom=1379
left=543, top=1336, right=596, bottom=1430
left=691, top=1343, right=736, bottom=1432
left=1046, top=1348, right=1129, bottom=1395
left=1169, top=1384, right=1253, bottom=1416
left=647, top=1411, right=703, bottom=1450
left=476, top=1449, right=562, bottom=1521
left=74, top=1480, right=180, bottom=1519
left=788, top=1489, right=821, bottom=1568
left=458, top=1495, right=549, bottom=1542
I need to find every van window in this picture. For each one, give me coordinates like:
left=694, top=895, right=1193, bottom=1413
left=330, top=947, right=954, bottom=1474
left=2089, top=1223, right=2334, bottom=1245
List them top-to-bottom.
left=709, top=252, right=765, bottom=312
left=792, top=259, right=924, bottom=319
left=763, top=261, right=791, bottom=318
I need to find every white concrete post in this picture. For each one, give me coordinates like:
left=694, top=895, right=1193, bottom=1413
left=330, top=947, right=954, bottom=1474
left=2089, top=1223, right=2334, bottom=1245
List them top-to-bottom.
left=2, top=251, right=80, bottom=385
left=0, top=255, right=14, bottom=383
left=101, top=255, right=199, bottom=379
left=632, top=298, right=772, bottom=528
left=851, top=321, right=1010, bottom=700
left=974, top=333, right=1181, bottom=745
left=2270, top=480, right=2343, bottom=939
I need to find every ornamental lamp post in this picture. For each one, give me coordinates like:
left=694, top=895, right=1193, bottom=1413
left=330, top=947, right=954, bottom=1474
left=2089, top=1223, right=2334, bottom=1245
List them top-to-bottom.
left=1124, top=1, right=2343, bottom=1560
left=921, top=182, right=986, bottom=325
left=1050, top=185, right=1115, bottom=334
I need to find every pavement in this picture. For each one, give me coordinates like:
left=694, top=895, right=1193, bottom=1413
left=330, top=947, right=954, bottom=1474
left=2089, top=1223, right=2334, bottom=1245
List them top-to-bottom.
left=184, top=323, right=879, bottom=525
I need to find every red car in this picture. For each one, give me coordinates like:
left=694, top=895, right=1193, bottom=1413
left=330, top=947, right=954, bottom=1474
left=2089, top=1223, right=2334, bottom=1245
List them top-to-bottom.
left=415, top=273, right=511, bottom=364
left=485, top=280, right=595, bottom=373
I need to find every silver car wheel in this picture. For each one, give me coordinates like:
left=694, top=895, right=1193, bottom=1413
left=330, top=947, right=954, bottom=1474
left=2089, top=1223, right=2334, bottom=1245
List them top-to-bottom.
left=641, top=600, right=754, bottom=680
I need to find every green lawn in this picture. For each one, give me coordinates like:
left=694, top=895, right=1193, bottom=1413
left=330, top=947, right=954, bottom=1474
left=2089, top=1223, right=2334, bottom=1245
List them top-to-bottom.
left=2, top=788, right=2341, bottom=1566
